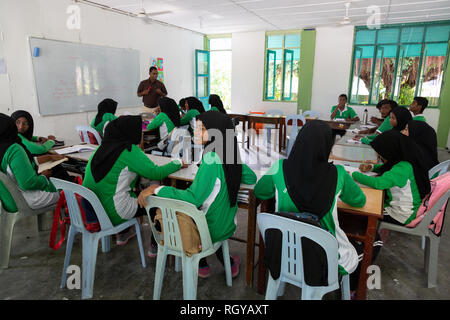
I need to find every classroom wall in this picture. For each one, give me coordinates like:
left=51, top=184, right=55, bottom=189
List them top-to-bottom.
left=0, top=0, right=203, bottom=143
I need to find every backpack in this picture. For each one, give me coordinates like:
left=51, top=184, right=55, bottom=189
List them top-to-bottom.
left=406, top=172, right=450, bottom=236
left=49, top=176, right=100, bottom=250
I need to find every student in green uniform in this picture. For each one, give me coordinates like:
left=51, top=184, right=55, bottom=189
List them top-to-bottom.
left=209, top=94, right=227, bottom=114
left=330, top=94, right=359, bottom=121
left=180, top=96, right=206, bottom=132
left=145, top=97, right=180, bottom=140
left=409, top=97, right=428, bottom=122
left=91, top=98, right=118, bottom=138
left=179, top=98, right=187, bottom=115
left=357, top=100, right=398, bottom=145
left=389, top=106, right=412, bottom=131
left=11, top=110, right=56, bottom=155
left=138, top=110, right=257, bottom=278
left=0, top=113, right=59, bottom=210
left=82, top=115, right=184, bottom=246
left=255, top=120, right=366, bottom=292
left=402, top=120, right=439, bottom=173
left=354, top=130, right=431, bottom=225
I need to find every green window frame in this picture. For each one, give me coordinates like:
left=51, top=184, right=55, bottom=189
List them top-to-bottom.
left=349, top=21, right=450, bottom=108
left=264, top=31, right=301, bottom=102
left=195, top=49, right=210, bottom=110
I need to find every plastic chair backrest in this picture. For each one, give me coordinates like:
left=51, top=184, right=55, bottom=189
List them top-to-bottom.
left=303, top=110, right=320, bottom=119
left=285, top=114, right=306, bottom=156
left=75, top=125, right=102, bottom=145
left=429, top=160, right=450, bottom=179
left=0, top=171, right=34, bottom=213
left=50, top=178, right=113, bottom=231
left=145, top=196, right=214, bottom=254
left=257, top=213, right=339, bottom=287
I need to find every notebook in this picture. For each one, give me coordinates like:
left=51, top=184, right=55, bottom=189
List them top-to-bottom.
left=54, top=145, right=96, bottom=155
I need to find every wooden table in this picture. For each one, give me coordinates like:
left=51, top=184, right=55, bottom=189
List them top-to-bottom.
left=247, top=115, right=286, bottom=153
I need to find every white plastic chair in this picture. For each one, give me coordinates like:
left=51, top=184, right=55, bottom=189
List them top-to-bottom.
left=264, top=109, right=284, bottom=148
left=302, top=110, right=320, bottom=119
left=285, top=114, right=306, bottom=156
left=75, top=125, right=102, bottom=145
left=429, top=160, right=450, bottom=179
left=0, top=172, right=57, bottom=268
left=50, top=178, right=146, bottom=299
left=379, top=189, right=450, bottom=288
left=145, top=196, right=232, bottom=300
left=257, top=213, right=350, bottom=300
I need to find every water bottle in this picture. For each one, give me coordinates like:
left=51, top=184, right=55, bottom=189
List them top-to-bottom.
left=362, top=109, right=368, bottom=125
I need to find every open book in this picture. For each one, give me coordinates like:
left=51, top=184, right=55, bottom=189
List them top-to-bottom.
left=54, top=145, right=96, bottom=155
left=38, top=158, right=68, bottom=174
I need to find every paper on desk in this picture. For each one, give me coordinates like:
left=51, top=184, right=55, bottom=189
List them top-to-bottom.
left=333, top=118, right=347, bottom=122
left=360, top=124, right=377, bottom=129
left=346, top=128, right=360, bottom=134
left=347, top=139, right=362, bottom=144
left=54, top=145, right=96, bottom=155
left=344, top=165, right=377, bottom=176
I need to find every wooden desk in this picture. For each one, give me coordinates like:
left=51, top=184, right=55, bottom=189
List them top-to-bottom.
left=247, top=115, right=286, bottom=153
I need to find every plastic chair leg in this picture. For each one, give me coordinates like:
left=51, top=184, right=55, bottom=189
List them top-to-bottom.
left=0, top=213, right=16, bottom=268
left=134, top=220, right=147, bottom=268
left=60, top=226, right=77, bottom=288
left=81, top=233, right=99, bottom=299
left=101, top=236, right=111, bottom=253
left=421, top=236, right=426, bottom=250
left=424, top=237, right=430, bottom=274
left=427, top=237, right=439, bottom=288
left=221, top=241, right=232, bottom=287
left=153, top=246, right=168, bottom=300
left=175, top=256, right=181, bottom=272
left=182, top=256, right=198, bottom=300
left=265, top=272, right=282, bottom=300
left=341, top=274, right=351, bottom=300
left=277, top=281, right=286, bottom=297
left=301, top=286, right=324, bottom=300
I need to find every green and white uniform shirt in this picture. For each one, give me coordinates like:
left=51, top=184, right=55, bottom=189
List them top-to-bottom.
left=331, top=105, right=358, bottom=120
left=180, top=109, right=201, bottom=132
left=146, top=112, right=176, bottom=139
left=91, top=113, right=117, bottom=138
left=413, top=114, right=427, bottom=122
left=361, top=116, right=393, bottom=145
left=18, top=134, right=55, bottom=155
left=83, top=144, right=182, bottom=226
left=254, top=160, right=366, bottom=275
left=353, top=161, right=422, bottom=225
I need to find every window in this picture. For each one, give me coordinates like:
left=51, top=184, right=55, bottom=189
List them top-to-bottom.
left=350, top=21, right=450, bottom=107
left=264, top=32, right=301, bottom=101
left=208, top=36, right=232, bottom=110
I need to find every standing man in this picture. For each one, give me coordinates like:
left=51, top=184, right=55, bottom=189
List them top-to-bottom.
left=137, top=66, right=167, bottom=114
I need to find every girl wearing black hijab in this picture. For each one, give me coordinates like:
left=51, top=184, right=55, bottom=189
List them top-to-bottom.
left=209, top=94, right=227, bottom=114
left=145, top=97, right=180, bottom=141
left=180, top=97, right=206, bottom=133
left=91, top=98, right=118, bottom=138
left=389, top=106, right=412, bottom=131
left=11, top=110, right=57, bottom=155
left=138, top=110, right=257, bottom=277
left=0, top=113, right=59, bottom=210
left=82, top=115, right=183, bottom=246
left=255, top=120, right=366, bottom=285
left=402, top=120, right=439, bottom=174
left=354, top=129, right=431, bottom=225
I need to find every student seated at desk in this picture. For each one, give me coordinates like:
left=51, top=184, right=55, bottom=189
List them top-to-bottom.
left=209, top=94, right=227, bottom=114
left=330, top=94, right=359, bottom=122
left=180, top=96, right=206, bottom=132
left=145, top=97, right=180, bottom=141
left=179, top=97, right=187, bottom=115
left=409, top=97, right=428, bottom=123
left=91, top=98, right=118, bottom=138
left=356, top=100, right=398, bottom=145
left=390, top=106, right=412, bottom=131
left=11, top=110, right=56, bottom=155
left=138, top=110, right=257, bottom=277
left=0, top=113, right=59, bottom=210
left=83, top=115, right=184, bottom=246
left=254, top=120, right=367, bottom=294
left=402, top=120, right=439, bottom=174
left=354, top=130, right=431, bottom=225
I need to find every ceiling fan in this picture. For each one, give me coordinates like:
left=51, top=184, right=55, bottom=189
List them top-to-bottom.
left=134, top=0, right=172, bottom=23
left=339, top=1, right=352, bottom=25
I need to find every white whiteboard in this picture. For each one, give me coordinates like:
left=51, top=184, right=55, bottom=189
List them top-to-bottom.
left=29, top=37, right=141, bottom=116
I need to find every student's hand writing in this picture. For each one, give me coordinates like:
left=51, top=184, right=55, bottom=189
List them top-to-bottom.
left=48, top=135, right=56, bottom=141
left=37, top=136, right=48, bottom=143
left=181, top=160, right=189, bottom=169
left=359, top=163, right=373, bottom=172
left=40, top=169, right=53, bottom=178
left=137, top=184, right=160, bottom=208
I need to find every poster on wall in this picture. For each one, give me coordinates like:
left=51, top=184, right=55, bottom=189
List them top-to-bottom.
left=150, top=57, right=164, bottom=83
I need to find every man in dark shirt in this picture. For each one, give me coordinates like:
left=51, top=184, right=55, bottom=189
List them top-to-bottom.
left=137, top=66, right=167, bottom=113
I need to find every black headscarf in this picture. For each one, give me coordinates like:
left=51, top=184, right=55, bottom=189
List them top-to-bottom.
left=208, top=94, right=227, bottom=114
left=186, top=96, right=205, bottom=113
left=159, top=97, right=180, bottom=127
left=179, top=98, right=186, bottom=110
left=94, top=99, right=118, bottom=127
left=390, top=106, right=412, bottom=131
left=11, top=110, right=34, bottom=140
left=197, top=111, right=242, bottom=207
left=0, top=113, right=36, bottom=169
left=90, top=115, right=142, bottom=183
left=283, top=120, right=338, bottom=218
left=407, top=120, right=439, bottom=172
left=370, top=130, right=431, bottom=199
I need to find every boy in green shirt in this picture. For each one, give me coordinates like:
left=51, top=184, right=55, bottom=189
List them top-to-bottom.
left=330, top=94, right=359, bottom=121
left=409, top=97, right=428, bottom=123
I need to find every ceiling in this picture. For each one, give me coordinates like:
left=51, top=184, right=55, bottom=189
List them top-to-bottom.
left=81, top=0, right=450, bottom=34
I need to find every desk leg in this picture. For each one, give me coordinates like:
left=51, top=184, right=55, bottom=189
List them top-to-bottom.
left=242, top=120, right=246, bottom=146
left=278, top=121, right=283, bottom=154
left=245, top=190, right=257, bottom=287
left=256, top=198, right=275, bottom=295
left=356, top=216, right=378, bottom=300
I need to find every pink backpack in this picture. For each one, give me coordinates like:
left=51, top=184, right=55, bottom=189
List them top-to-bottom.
left=406, top=172, right=450, bottom=235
